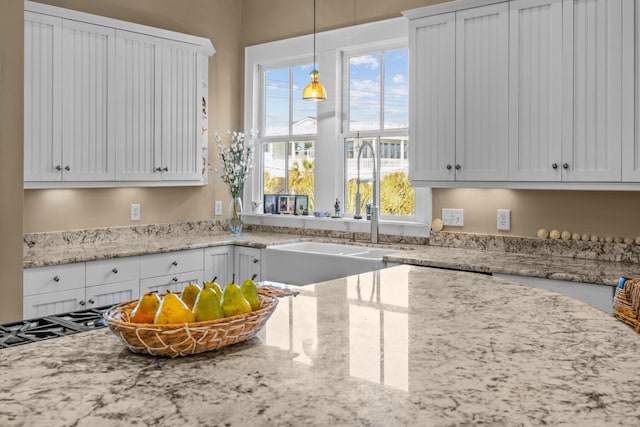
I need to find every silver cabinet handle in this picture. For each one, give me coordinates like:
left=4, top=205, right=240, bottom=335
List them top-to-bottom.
left=552, top=163, right=558, bottom=169
left=562, top=163, right=569, bottom=169
left=446, top=164, right=452, bottom=170
left=455, top=164, right=461, bottom=170
left=55, top=165, right=62, bottom=171
left=64, top=166, right=71, bottom=171
left=172, top=261, right=178, bottom=266
left=112, top=268, right=118, bottom=274
left=53, top=275, right=60, bottom=282
left=172, top=277, right=179, bottom=282
left=88, top=299, right=95, bottom=304
left=79, top=300, right=86, bottom=306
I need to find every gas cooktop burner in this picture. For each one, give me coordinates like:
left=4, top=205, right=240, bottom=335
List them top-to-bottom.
left=0, top=305, right=113, bottom=348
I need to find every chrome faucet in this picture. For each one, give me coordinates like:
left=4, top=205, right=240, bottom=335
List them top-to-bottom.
left=353, top=140, right=379, bottom=244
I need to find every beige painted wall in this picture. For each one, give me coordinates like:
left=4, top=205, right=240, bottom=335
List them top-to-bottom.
left=0, top=0, right=25, bottom=322
left=24, top=0, right=244, bottom=233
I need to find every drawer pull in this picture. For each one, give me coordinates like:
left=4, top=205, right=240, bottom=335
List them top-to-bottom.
left=552, top=163, right=558, bottom=169
left=562, top=163, right=569, bottom=169
left=455, top=164, right=461, bottom=170
left=55, top=165, right=62, bottom=171
left=64, top=165, right=71, bottom=171
left=155, top=167, right=163, bottom=172
left=163, top=167, right=169, bottom=172
left=253, top=258, right=259, bottom=264
left=172, top=261, right=178, bottom=266
left=112, top=268, right=118, bottom=274
left=53, top=275, right=60, bottom=282
left=172, top=277, right=178, bottom=282
left=88, top=299, right=95, bottom=304
left=79, top=300, right=86, bottom=306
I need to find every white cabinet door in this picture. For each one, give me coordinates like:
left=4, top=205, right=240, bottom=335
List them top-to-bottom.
left=508, top=0, right=563, bottom=181
left=562, top=0, right=623, bottom=181
left=622, top=0, right=639, bottom=181
left=455, top=3, right=509, bottom=181
left=24, top=12, right=62, bottom=182
left=408, top=13, right=456, bottom=181
left=61, top=19, right=116, bottom=181
left=115, top=30, right=162, bottom=181
left=160, top=40, right=201, bottom=181
left=204, top=246, right=234, bottom=287
left=234, top=247, right=262, bottom=283
left=139, top=248, right=204, bottom=279
left=85, top=256, right=139, bottom=286
left=23, top=263, right=85, bottom=296
left=140, top=271, right=204, bottom=295
left=86, top=279, right=140, bottom=308
left=23, top=288, right=85, bottom=319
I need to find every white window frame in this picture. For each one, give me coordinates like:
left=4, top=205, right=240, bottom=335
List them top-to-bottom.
left=244, top=17, right=430, bottom=237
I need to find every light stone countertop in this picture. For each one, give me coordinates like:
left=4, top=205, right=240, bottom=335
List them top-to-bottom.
left=2, top=264, right=640, bottom=426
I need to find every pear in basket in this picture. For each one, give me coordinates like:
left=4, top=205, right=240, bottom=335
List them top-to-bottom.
left=241, top=274, right=261, bottom=311
left=221, top=275, right=252, bottom=317
left=204, top=276, right=223, bottom=299
left=181, top=283, right=201, bottom=310
left=193, top=288, right=224, bottom=322
left=130, top=292, right=161, bottom=324
left=154, top=293, right=195, bottom=324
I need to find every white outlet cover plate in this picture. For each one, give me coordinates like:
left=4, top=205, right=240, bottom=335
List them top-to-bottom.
left=214, top=200, right=222, bottom=216
left=131, top=204, right=141, bottom=221
left=497, top=209, right=510, bottom=231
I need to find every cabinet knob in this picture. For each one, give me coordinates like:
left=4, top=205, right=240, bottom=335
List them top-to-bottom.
left=552, top=163, right=558, bottom=169
left=562, top=163, right=569, bottom=169
left=446, top=164, right=452, bottom=170
left=455, top=164, right=461, bottom=170
left=55, top=165, right=62, bottom=171
left=64, top=165, right=71, bottom=171
left=155, top=167, right=163, bottom=172
left=163, top=167, right=169, bottom=172
left=253, top=258, right=259, bottom=264
left=172, top=261, right=178, bottom=266
left=112, top=268, right=118, bottom=274
left=53, top=275, right=60, bottom=282
left=172, top=277, right=178, bottom=282
left=88, top=299, right=95, bottom=305
left=79, top=300, right=86, bottom=306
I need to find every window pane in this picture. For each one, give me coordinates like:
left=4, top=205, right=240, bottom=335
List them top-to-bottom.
left=383, top=50, right=409, bottom=129
left=349, top=54, right=381, bottom=131
left=293, top=64, right=317, bottom=135
left=265, top=68, right=290, bottom=136
left=345, top=137, right=375, bottom=215
left=380, top=137, right=413, bottom=216
left=288, top=141, right=315, bottom=210
left=263, top=142, right=286, bottom=194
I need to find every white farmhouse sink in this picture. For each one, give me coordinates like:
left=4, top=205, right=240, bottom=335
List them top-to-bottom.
left=263, top=242, right=397, bottom=286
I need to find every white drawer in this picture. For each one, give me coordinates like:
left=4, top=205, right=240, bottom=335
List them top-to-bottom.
left=139, top=249, right=204, bottom=279
left=86, top=256, right=139, bottom=286
left=23, top=263, right=85, bottom=296
left=140, top=270, right=204, bottom=295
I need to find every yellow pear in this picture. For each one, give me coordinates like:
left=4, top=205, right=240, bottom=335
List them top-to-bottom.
left=240, top=273, right=261, bottom=311
left=221, top=275, right=252, bottom=317
left=204, top=276, right=223, bottom=300
left=181, top=283, right=201, bottom=310
left=192, top=288, right=224, bottom=322
left=130, top=292, right=161, bottom=324
left=154, top=292, right=195, bottom=324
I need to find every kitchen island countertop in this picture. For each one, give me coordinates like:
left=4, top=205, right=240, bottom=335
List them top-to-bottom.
left=2, top=264, right=640, bottom=426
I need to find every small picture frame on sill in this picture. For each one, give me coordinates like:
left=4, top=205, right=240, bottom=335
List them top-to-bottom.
left=264, top=194, right=278, bottom=214
left=278, top=195, right=296, bottom=214
left=295, top=195, right=309, bottom=216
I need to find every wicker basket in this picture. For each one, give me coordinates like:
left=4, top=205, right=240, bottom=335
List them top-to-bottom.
left=613, top=278, right=640, bottom=333
left=103, top=285, right=295, bottom=357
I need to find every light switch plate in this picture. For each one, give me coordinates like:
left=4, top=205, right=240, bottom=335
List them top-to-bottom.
left=214, top=200, right=222, bottom=216
left=131, top=204, right=141, bottom=221
left=442, top=208, right=464, bottom=226
left=497, top=209, right=510, bottom=231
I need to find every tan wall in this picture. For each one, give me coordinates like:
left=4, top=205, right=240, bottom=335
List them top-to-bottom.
left=0, top=0, right=25, bottom=322
left=24, top=0, right=244, bottom=233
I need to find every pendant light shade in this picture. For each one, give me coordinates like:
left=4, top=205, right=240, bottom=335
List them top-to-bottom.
left=303, top=0, right=326, bottom=101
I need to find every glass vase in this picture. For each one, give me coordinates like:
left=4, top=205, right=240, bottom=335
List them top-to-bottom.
left=229, top=196, right=243, bottom=235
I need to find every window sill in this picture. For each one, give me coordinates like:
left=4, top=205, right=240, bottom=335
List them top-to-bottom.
left=241, top=213, right=429, bottom=237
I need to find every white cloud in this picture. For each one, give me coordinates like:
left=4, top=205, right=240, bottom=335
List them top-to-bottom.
left=350, top=55, right=379, bottom=69
left=392, top=74, right=404, bottom=84
left=350, top=79, right=380, bottom=100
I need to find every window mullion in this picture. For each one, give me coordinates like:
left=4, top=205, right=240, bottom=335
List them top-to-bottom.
left=380, top=52, right=385, bottom=131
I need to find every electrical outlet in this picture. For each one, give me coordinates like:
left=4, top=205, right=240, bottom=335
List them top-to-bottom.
left=214, top=200, right=222, bottom=216
left=131, top=204, right=141, bottom=221
left=442, top=208, right=464, bottom=226
left=497, top=209, right=511, bottom=231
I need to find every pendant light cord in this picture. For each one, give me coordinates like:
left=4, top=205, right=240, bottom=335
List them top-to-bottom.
left=313, top=0, right=317, bottom=69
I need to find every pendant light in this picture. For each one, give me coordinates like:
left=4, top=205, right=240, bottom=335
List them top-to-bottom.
left=302, top=0, right=327, bottom=101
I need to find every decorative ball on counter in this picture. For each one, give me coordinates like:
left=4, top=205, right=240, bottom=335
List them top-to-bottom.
left=431, top=218, right=444, bottom=232
left=536, top=228, right=549, bottom=239
left=550, top=229, right=561, bottom=239
left=561, top=231, right=571, bottom=240
left=572, top=233, right=581, bottom=241
left=581, top=233, right=590, bottom=241
left=590, top=235, right=599, bottom=242
left=605, top=236, right=613, bottom=243
left=614, top=236, right=623, bottom=244
left=624, top=237, right=634, bottom=245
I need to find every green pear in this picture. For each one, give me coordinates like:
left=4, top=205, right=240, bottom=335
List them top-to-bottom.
left=241, top=273, right=261, bottom=311
left=221, top=275, right=252, bottom=317
left=204, top=276, right=223, bottom=300
left=181, top=283, right=201, bottom=310
left=192, top=288, right=224, bottom=322
left=154, top=293, right=195, bottom=324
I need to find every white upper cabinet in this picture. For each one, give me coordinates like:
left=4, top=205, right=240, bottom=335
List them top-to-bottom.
left=508, top=0, right=563, bottom=181
left=562, top=0, right=623, bottom=182
left=622, top=0, right=639, bottom=181
left=23, top=1, right=214, bottom=188
left=455, top=3, right=509, bottom=181
left=24, top=12, right=62, bottom=182
left=409, top=13, right=456, bottom=181
left=61, top=20, right=116, bottom=181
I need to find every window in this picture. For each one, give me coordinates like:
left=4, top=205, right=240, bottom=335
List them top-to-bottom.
left=344, top=49, right=414, bottom=218
left=261, top=64, right=316, bottom=209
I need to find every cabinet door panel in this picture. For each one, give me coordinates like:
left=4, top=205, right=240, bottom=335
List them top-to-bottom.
left=509, top=0, right=563, bottom=181
left=562, top=0, right=622, bottom=181
left=622, top=0, right=639, bottom=181
left=455, top=3, right=509, bottom=181
left=24, top=12, right=62, bottom=182
left=409, top=13, right=456, bottom=181
left=61, top=20, right=116, bottom=181
left=115, top=30, right=162, bottom=181
left=161, top=40, right=200, bottom=180
left=204, top=246, right=234, bottom=287
left=234, top=247, right=261, bottom=282
left=85, top=256, right=139, bottom=286
left=23, top=263, right=85, bottom=296
left=140, top=271, right=204, bottom=295
left=86, top=279, right=140, bottom=308
left=23, top=288, right=85, bottom=319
